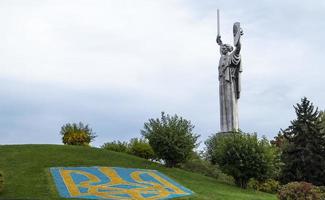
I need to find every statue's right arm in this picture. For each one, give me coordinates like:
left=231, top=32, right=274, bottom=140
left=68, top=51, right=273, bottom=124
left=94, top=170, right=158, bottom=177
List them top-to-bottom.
left=216, top=35, right=223, bottom=45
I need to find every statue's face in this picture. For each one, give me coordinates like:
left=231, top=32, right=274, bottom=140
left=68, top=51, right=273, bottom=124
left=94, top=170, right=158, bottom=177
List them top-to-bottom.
left=220, top=45, right=230, bottom=55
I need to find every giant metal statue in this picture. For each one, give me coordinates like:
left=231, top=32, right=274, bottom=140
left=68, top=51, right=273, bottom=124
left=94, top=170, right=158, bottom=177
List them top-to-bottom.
left=216, top=10, right=243, bottom=132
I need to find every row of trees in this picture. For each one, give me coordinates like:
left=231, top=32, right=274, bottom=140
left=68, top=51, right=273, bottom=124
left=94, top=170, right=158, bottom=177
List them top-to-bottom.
left=59, top=97, right=325, bottom=193
left=204, top=97, right=325, bottom=189
left=60, top=112, right=200, bottom=168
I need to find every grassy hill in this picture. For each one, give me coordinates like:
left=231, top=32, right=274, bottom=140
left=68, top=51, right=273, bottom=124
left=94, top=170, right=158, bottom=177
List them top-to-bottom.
left=0, top=144, right=276, bottom=200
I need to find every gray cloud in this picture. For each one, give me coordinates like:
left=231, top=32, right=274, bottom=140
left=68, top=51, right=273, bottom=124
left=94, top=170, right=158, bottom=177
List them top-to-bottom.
left=0, top=0, right=324, bottom=147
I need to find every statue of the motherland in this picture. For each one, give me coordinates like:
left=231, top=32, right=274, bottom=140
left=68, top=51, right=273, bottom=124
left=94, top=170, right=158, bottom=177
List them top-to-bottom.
left=216, top=10, right=243, bottom=132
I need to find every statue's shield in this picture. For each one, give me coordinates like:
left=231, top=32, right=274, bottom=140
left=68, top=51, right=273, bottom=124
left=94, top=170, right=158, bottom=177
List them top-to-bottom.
left=233, top=22, right=241, bottom=46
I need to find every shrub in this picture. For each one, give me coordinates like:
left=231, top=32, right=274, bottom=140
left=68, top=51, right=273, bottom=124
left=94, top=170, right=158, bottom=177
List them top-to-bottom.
left=141, top=112, right=199, bottom=167
left=60, top=122, right=96, bottom=145
left=205, top=131, right=280, bottom=188
left=101, top=138, right=155, bottom=160
left=128, top=138, right=155, bottom=160
left=101, top=141, right=129, bottom=153
left=180, top=151, right=235, bottom=184
left=180, top=157, right=220, bottom=179
left=0, top=171, right=3, bottom=193
left=248, top=178, right=280, bottom=194
left=248, top=178, right=260, bottom=191
left=277, top=182, right=320, bottom=200
left=319, top=186, right=325, bottom=200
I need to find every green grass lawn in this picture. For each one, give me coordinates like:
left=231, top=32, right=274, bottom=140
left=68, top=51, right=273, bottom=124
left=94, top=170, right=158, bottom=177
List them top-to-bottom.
left=0, top=144, right=276, bottom=200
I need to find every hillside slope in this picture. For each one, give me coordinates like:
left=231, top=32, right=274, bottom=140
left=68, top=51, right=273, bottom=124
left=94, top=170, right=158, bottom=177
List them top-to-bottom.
left=0, top=145, right=276, bottom=200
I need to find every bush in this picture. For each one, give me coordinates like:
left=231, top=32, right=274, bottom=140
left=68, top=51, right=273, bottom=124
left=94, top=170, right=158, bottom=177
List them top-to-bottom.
left=141, top=112, right=199, bottom=167
left=60, top=122, right=96, bottom=145
left=205, top=131, right=280, bottom=188
left=101, top=138, right=155, bottom=160
left=128, top=138, right=155, bottom=160
left=101, top=141, right=129, bottom=153
left=180, top=151, right=235, bottom=184
left=180, top=158, right=220, bottom=179
left=0, top=171, right=3, bottom=193
left=248, top=178, right=280, bottom=194
left=277, top=182, right=320, bottom=200
left=317, top=186, right=325, bottom=200
left=319, top=186, right=325, bottom=200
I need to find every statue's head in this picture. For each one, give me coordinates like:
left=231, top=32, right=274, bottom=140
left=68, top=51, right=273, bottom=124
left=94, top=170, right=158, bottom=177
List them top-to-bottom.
left=220, top=44, right=233, bottom=55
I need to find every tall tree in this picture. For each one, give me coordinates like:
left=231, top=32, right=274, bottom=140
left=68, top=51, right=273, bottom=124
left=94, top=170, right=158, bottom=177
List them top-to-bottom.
left=281, top=97, right=325, bottom=185
left=319, top=111, right=325, bottom=133
left=141, top=112, right=199, bottom=167
left=271, top=131, right=288, bottom=150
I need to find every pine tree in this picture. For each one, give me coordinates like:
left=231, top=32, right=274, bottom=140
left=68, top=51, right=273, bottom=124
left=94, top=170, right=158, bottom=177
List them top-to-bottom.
left=281, top=97, right=325, bottom=185
left=320, top=111, right=325, bottom=133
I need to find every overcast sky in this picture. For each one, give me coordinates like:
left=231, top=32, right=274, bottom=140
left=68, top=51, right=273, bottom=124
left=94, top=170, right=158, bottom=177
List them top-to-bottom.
left=1, top=0, right=324, bottom=148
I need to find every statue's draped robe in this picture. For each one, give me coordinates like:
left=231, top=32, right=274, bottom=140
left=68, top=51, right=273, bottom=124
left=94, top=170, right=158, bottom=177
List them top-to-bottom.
left=219, top=50, right=242, bottom=132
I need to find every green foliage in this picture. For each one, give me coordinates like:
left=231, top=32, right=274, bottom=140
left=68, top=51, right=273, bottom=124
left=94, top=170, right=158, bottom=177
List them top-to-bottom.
left=280, top=97, right=325, bottom=186
left=320, top=111, right=325, bottom=133
left=141, top=112, right=199, bottom=167
left=60, top=122, right=96, bottom=146
left=205, top=131, right=280, bottom=188
left=271, top=131, right=288, bottom=150
left=101, top=138, right=155, bottom=160
left=128, top=138, right=155, bottom=160
left=101, top=141, right=129, bottom=153
left=0, top=145, right=277, bottom=200
left=178, top=151, right=234, bottom=184
left=180, top=155, right=219, bottom=180
left=0, top=171, right=3, bottom=193
left=248, top=179, right=280, bottom=194
left=277, top=182, right=321, bottom=200
left=319, top=186, right=325, bottom=200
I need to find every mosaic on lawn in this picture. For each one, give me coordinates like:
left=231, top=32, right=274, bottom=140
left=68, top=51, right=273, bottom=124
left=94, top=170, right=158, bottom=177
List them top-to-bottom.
left=50, top=167, right=193, bottom=200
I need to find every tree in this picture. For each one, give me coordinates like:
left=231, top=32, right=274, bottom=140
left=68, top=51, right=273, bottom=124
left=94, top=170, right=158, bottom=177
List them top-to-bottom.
left=280, top=97, right=325, bottom=186
left=320, top=111, right=325, bottom=133
left=141, top=112, right=199, bottom=167
left=60, top=122, right=96, bottom=145
left=205, top=131, right=280, bottom=188
left=271, top=131, right=288, bottom=150
left=101, top=138, right=155, bottom=160
left=128, top=138, right=155, bottom=160
left=101, top=141, right=129, bottom=153
left=0, top=171, right=3, bottom=193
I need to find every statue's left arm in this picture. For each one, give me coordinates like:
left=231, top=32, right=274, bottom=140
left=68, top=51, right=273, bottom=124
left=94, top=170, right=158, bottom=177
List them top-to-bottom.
left=232, top=26, right=243, bottom=99
left=232, top=27, right=243, bottom=65
left=234, top=27, right=243, bottom=55
left=234, top=39, right=241, bottom=54
left=231, top=45, right=241, bottom=66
